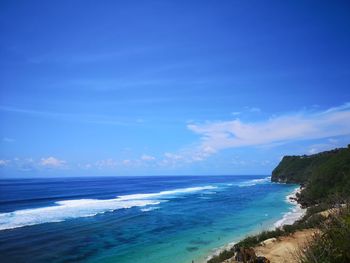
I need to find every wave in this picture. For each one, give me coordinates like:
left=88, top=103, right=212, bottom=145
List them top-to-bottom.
left=238, top=176, right=271, bottom=187
left=0, top=185, right=217, bottom=231
left=116, top=185, right=217, bottom=201
left=274, top=187, right=306, bottom=228
left=140, top=206, right=160, bottom=212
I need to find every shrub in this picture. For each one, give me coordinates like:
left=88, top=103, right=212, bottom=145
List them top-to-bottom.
left=296, top=204, right=350, bottom=263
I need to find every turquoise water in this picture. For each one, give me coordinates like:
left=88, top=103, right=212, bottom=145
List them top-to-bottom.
left=0, top=176, right=297, bottom=263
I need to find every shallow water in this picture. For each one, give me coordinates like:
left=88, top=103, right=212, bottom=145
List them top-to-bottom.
left=0, top=176, right=297, bottom=263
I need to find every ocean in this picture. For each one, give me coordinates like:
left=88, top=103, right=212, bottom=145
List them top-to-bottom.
left=0, top=175, right=298, bottom=263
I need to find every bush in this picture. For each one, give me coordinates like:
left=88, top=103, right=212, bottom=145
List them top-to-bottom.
left=206, top=202, right=331, bottom=263
left=296, top=204, right=350, bottom=263
left=207, top=247, right=235, bottom=263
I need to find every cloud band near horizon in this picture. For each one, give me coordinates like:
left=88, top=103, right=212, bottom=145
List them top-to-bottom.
left=186, top=103, right=350, bottom=161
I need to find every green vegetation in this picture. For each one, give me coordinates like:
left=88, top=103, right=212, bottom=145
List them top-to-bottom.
left=207, top=145, right=350, bottom=263
left=272, top=146, right=350, bottom=206
left=296, top=204, right=350, bottom=263
left=207, top=205, right=326, bottom=263
left=207, top=247, right=236, bottom=263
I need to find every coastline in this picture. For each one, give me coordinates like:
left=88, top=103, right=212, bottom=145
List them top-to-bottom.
left=205, top=185, right=305, bottom=263
left=274, top=186, right=306, bottom=228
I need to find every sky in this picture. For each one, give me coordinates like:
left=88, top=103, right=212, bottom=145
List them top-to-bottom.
left=1, top=0, right=350, bottom=177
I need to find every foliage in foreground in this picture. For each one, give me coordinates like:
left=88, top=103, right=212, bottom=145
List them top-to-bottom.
left=296, top=204, right=350, bottom=263
left=207, top=205, right=326, bottom=263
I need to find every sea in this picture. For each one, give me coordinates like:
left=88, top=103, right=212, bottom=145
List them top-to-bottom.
left=0, top=175, right=299, bottom=263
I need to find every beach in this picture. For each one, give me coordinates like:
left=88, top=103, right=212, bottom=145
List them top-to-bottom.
left=208, top=186, right=307, bottom=263
left=274, top=187, right=306, bottom=228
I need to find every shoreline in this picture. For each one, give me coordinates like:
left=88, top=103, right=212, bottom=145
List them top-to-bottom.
left=205, top=185, right=305, bottom=263
left=274, top=186, right=306, bottom=228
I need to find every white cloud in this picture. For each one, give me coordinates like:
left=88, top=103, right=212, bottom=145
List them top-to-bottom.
left=322, top=102, right=350, bottom=113
left=187, top=103, right=350, bottom=160
left=231, top=107, right=260, bottom=116
left=247, top=107, right=261, bottom=113
left=307, top=137, right=345, bottom=155
left=159, top=145, right=217, bottom=166
left=308, top=148, right=318, bottom=154
left=164, top=152, right=183, bottom=160
left=140, top=154, right=156, bottom=161
left=8, top=157, right=36, bottom=171
left=40, top=157, right=66, bottom=168
left=232, top=158, right=247, bottom=166
left=0, top=159, right=10, bottom=166
left=95, top=159, right=118, bottom=169
left=122, top=159, right=131, bottom=165
left=261, top=160, right=271, bottom=166
left=78, top=163, right=93, bottom=169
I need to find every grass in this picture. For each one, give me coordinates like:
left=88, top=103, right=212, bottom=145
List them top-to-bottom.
left=206, top=203, right=330, bottom=263
left=296, top=203, right=350, bottom=263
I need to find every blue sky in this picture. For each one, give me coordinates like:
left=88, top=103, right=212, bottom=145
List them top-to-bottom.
left=1, top=1, right=350, bottom=177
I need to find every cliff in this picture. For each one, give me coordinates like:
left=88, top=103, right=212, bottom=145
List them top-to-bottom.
left=271, top=145, right=350, bottom=206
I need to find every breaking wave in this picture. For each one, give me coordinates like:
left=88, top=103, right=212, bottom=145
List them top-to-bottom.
left=238, top=177, right=271, bottom=187
left=0, top=185, right=217, bottom=230
left=274, top=187, right=306, bottom=227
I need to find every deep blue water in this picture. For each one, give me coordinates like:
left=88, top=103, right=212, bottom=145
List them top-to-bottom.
left=0, top=175, right=297, bottom=263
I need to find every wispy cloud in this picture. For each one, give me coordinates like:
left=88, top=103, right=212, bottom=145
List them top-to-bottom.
left=322, top=102, right=350, bottom=114
left=3, top=103, right=350, bottom=172
left=152, top=103, right=349, bottom=166
left=163, top=103, right=350, bottom=164
left=187, top=103, right=350, bottom=159
left=0, top=105, right=141, bottom=126
left=231, top=106, right=261, bottom=116
left=246, top=107, right=261, bottom=113
left=307, top=138, right=345, bottom=155
left=157, top=146, right=217, bottom=167
left=140, top=154, right=156, bottom=161
left=86, top=155, right=157, bottom=170
left=3, top=157, right=63, bottom=171
left=40, top=157, right=66, bottom=168
left=0, top=159, right=10, bottom=166
left=95, top=159, right=118, bottom=169
left=122, top=159, right=132, bottom=166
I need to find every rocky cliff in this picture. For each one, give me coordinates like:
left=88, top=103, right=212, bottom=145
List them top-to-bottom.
left=271, top=145, right=350, bottom=206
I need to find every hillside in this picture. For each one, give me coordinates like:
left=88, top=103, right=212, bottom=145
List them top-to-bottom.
left=271, top=145, right=350, bottom=206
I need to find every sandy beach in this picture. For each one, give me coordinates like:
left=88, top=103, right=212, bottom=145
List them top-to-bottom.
left=213, top=187, right=308, bottom=263
left=274, top=187, right=306, bottom=228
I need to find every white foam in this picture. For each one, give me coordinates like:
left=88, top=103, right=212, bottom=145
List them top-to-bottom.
left=238, top=176, right=271, bottom=187
left=0, top=185, right=217, bottom=231
left=116, top=185, right=217, bottom=201
left=274, top=187, right=306, bottom=228
left=0, top=199, right=160, bottom=231
left=140, top=206, right=160, bottom=212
